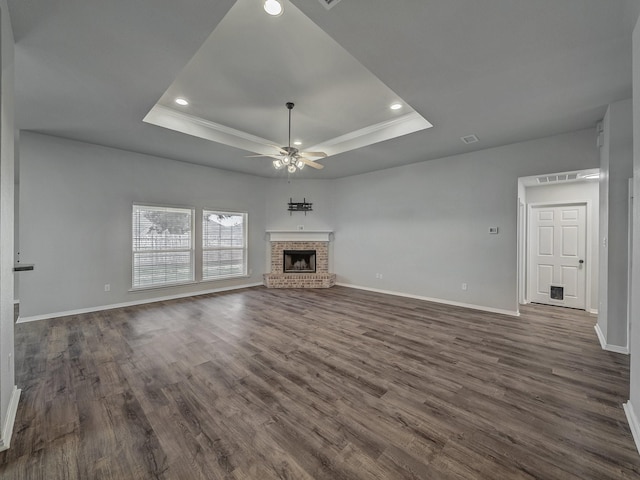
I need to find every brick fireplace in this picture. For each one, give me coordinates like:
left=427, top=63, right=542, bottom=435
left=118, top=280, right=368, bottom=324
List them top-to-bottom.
left=263, top=231, right=336, bottom=288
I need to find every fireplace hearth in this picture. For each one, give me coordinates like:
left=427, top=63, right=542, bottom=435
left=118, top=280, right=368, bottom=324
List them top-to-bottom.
left=283, top=250, right=316, bottom=273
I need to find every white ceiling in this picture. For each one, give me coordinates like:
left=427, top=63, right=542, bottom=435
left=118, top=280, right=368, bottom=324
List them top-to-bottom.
left=7, top=0, right=638, bottom=179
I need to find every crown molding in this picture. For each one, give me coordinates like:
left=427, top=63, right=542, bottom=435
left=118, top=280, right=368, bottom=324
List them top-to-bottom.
left=144, top=105, right=432, bottom=159
left=144, top=105, right=276, bottom=154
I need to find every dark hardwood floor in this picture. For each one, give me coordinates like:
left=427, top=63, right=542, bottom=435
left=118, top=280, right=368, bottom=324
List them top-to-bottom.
left=1, top=286, right=638, bottom=479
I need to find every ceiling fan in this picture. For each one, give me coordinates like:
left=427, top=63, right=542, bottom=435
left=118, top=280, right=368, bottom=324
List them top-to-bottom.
left=247, top=102, right=326, bottom=172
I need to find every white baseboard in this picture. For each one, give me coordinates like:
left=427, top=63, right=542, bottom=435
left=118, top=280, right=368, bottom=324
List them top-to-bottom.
left=17, top=282, right=263, bottom=323
left=336, top=283, right=519, bottom=317
left=588, top=308, right=598, bottom=315
left=594, top=323, right=607, bottom=349
left=594, top=324, right=629, bottom=354
left=605, top=344, right=629, bottom=354
left=0, top=387, right=21, bottom=452
left=624, top=401, right=640, bottom=456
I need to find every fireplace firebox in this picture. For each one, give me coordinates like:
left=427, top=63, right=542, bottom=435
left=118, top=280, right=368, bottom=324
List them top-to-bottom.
left=283, top=250, right=316, bottom=273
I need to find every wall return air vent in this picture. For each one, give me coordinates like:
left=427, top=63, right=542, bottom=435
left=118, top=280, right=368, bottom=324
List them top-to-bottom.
left=319, top=0, right=343, bottom=10
left=461, top=134, right=479, bottom=144
left=536, top=173, right=579, bottom=184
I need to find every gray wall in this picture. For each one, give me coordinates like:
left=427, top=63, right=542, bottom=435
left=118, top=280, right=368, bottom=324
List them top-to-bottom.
left=0, top=0, right=16, bottom=449
left=628, top=12, right=640, bottom=446
left=599, top=99, right=633, bottom=349
left=599, top=110, right=611, bottom=339
left=17, top=129, right=600, bottom=319
left=331, top=129, right=599, bottom=314
left=18, top=133, right=268, bottom=319
left=265, top=178, right=335, bottom=232
left=525, top=180, right=599, bottom=313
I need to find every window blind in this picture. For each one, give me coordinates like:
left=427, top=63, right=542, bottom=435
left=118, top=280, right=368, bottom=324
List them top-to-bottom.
left=132, top=205, right=194, bottom=288
left=202, top=211, right=247, bottom=280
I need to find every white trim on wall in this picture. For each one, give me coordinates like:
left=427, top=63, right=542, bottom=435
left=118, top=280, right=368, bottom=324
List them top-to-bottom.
left=628, top=178, right=634, bottom=354
left=517, top=198, right=526, bottom=309
left=17, top=282, right=262, bottom=323
left=336, top=282, right=520, bottom=317
left=594, top=324, right=630, bottom=354
left=0, top=387, right=21, bottom=452
left=624, top=401, right=640, bottom=455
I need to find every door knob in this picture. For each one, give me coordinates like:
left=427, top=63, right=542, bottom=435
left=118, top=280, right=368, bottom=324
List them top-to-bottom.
left=579, top=259, right=584, bottom=264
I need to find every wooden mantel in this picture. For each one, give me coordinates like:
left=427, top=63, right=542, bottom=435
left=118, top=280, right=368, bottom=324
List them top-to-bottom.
left=265, top=230, right=333, bottom=242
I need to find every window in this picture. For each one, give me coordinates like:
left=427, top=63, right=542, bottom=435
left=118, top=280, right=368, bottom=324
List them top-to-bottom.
left=132, top=204, right=194, bottom=288
left=202, top=210, right=247, bottom=280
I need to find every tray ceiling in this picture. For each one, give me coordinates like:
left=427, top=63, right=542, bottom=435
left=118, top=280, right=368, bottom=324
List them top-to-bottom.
left=144, top=0, right=432, bottom=158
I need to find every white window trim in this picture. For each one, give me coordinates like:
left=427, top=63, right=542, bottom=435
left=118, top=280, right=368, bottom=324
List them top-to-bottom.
left=131, top=203, right=195, bottom=290
left=202, top=209, right=248, bottom=281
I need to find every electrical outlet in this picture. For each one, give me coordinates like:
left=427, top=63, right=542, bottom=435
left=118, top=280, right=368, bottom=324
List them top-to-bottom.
left=462, top=283, right=468, bottom=291
left=104, top=284, right=111, bottom=292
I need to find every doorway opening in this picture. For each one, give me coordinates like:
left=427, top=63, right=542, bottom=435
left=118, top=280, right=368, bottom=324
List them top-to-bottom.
left=517, top=169, right=599, bottom=314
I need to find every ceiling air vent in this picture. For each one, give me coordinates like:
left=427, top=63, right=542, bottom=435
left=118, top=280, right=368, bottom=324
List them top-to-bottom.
left=318, top=0, right=343, bottom=10
left=461, top=134, right=479, bottom=144
left=536, top=173, right=579, bottom=184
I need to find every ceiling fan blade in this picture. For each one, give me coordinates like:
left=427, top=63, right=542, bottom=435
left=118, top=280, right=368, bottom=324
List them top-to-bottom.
left=268, top=144, right=288, bottom=155
left=300, top=151, right=327, bottom=159
left=246, top=154, right=283, bottom=161
left=301, top=158, right=324, bottom=169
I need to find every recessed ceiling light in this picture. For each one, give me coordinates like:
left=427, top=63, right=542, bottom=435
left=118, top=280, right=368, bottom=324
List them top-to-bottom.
left=264, top=0, right=284, bottom=16
left=175, top=98, right=189, bottom=106
left=390, top=103, right=403, bottom=110
left=294, top=140, right=302, bottom=146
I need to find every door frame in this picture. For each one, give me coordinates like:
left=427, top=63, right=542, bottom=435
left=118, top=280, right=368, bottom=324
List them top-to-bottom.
left=628, top=178, right=633, bottom=353
left=517, top=199, right=526, bottom=307
left=525, top=200, right=593, bottom=311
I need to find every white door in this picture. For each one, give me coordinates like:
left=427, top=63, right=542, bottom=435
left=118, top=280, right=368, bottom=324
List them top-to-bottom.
left=528, top=204, right=587, bottom=309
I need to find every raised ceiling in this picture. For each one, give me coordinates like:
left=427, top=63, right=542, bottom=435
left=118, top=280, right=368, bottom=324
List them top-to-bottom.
left=7, top=0, right=638, bottom=178
left=145, top=0, right=432, bottom=159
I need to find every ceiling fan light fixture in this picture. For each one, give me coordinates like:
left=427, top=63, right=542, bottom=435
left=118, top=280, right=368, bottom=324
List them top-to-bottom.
left=264, top=0, right=284, bottom=16
left=266, top=101, right=325, bottom=173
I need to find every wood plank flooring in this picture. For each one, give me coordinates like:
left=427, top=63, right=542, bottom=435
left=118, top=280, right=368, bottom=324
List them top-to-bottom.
left=1, top=286, right=638, bottom=479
